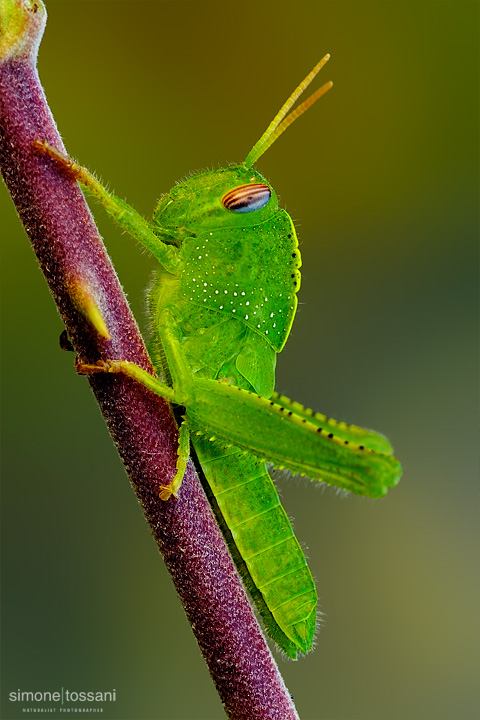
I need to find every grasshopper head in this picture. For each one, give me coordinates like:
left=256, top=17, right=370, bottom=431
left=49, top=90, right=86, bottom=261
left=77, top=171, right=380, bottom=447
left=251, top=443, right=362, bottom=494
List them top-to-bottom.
left=153, top=55, right=332, bottom=243
left=152, top=165, right=279, bottom=241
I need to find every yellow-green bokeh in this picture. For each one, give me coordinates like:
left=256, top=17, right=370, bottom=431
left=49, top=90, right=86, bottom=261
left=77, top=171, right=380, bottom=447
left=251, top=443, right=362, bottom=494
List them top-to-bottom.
left=1, top=2, right=478, bottom=719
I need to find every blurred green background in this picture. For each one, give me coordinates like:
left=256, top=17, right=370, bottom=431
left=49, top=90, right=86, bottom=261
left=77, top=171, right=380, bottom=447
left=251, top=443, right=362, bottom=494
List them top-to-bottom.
left=1, top=1, right=478, bottom=719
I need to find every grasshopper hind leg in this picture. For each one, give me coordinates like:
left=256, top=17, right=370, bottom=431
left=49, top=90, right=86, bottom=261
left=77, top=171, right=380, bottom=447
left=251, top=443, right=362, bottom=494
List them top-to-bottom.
left=75, top=358, right=191, bottom=499
left=159, top=420, right=191, bottom=500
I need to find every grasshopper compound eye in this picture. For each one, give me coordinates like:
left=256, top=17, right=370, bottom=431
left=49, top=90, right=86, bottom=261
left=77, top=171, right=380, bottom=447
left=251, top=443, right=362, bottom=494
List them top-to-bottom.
left=222, top=183, right=271, bottom=213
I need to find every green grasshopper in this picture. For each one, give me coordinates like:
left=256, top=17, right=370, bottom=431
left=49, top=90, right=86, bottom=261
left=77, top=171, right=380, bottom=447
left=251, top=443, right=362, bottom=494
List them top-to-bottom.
left=34, top=55, right=402, bottom=659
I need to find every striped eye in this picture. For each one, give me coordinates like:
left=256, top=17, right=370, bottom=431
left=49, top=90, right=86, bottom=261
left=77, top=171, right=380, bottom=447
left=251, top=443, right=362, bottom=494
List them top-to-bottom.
left=222, top=183, right=271, bottom=213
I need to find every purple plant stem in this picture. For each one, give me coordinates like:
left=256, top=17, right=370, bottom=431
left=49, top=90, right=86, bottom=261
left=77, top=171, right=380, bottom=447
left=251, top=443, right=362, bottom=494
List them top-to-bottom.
left=0, top=2, right=300, bottom=719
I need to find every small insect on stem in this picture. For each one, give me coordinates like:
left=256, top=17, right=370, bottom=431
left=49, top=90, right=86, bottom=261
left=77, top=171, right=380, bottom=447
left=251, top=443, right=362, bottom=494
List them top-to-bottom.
left=34, top=54, right=401, bottom=659
left=59, top=330, right=74, bottom=352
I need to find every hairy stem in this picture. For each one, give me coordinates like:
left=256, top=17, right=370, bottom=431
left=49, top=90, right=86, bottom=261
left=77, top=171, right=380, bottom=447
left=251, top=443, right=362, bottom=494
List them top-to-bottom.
left=0, top=1, right=300, bottom=718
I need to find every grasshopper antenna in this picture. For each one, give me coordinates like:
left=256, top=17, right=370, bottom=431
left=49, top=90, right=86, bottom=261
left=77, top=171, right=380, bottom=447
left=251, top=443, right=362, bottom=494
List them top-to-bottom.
left=244, top=54, right=333, bottom=168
